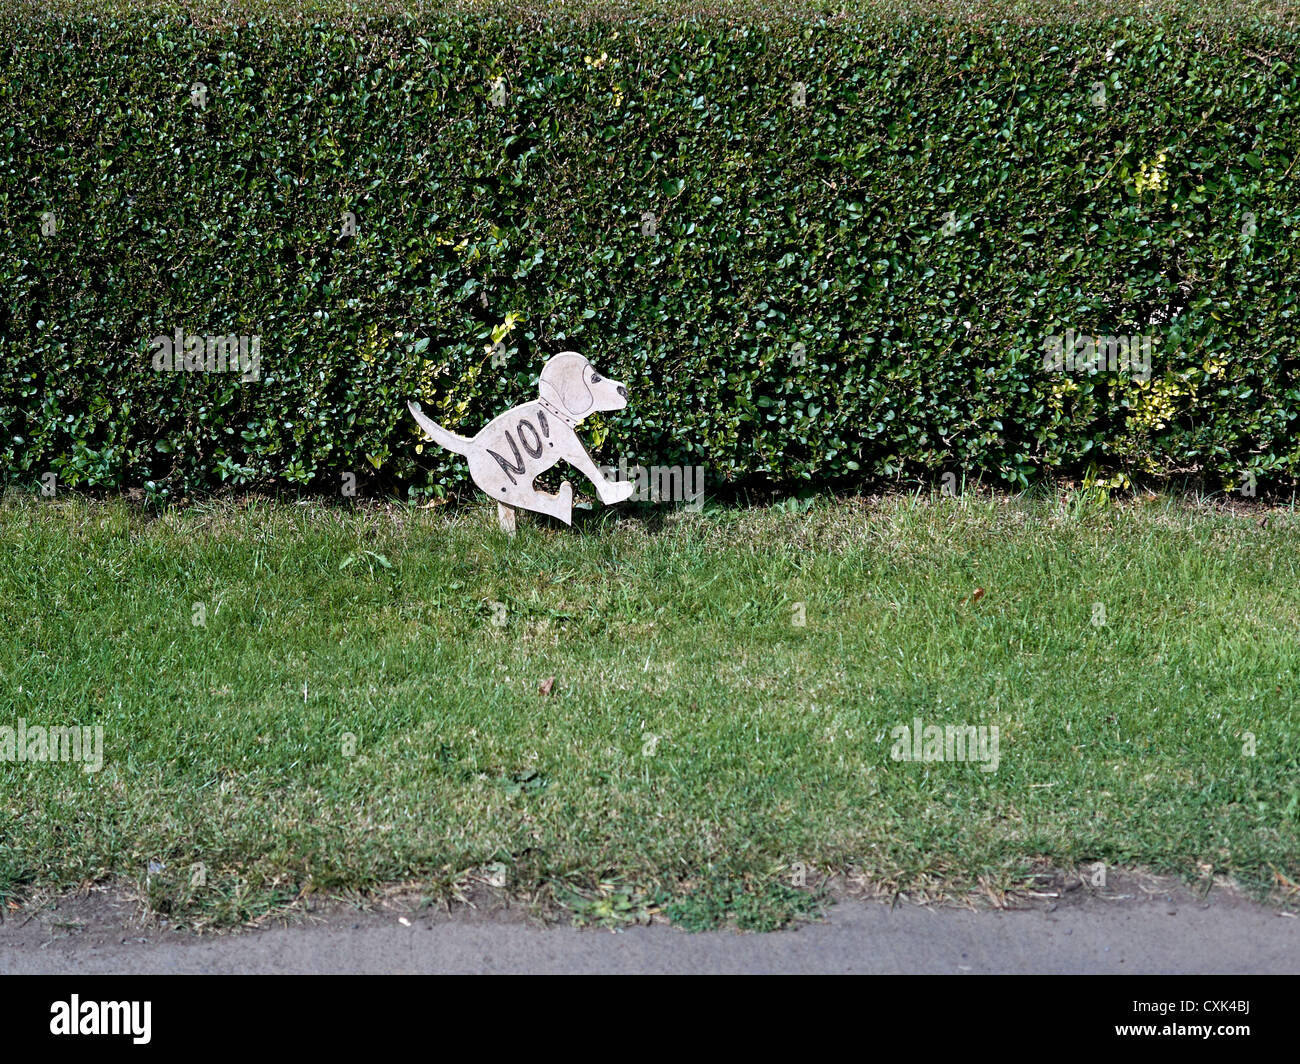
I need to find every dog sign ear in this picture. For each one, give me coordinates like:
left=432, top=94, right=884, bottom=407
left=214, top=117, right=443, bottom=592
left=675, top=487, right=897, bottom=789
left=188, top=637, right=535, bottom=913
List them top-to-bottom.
left=550, top=357, right=594, bottom=417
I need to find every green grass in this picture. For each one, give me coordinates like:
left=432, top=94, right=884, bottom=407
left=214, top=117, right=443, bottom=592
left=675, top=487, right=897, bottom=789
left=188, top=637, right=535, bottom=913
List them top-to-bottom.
left=1, top=489, right=1298, bottom=929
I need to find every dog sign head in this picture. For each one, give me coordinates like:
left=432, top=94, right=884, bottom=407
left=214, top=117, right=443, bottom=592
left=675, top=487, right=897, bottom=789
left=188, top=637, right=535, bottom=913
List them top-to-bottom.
left=537, top=352, right=627, bottom=423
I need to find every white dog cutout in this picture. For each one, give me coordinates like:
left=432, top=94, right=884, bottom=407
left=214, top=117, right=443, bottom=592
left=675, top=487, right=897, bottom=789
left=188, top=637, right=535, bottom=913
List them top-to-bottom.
left=409, top=351, right=635, bottom=532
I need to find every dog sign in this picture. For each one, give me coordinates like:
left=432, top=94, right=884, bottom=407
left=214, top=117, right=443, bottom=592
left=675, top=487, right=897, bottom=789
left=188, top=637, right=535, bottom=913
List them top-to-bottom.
left=409, top=352, right=634, bottom=533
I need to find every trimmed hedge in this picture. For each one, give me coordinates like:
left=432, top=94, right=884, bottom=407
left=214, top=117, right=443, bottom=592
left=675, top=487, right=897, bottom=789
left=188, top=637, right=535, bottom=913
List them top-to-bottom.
left=2, top=1, right=1299, bottom=501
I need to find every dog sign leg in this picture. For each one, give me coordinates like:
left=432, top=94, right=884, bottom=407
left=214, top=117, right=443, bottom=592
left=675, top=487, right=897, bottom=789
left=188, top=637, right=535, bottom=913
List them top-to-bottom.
left=497, top=502, right=517, bottom=536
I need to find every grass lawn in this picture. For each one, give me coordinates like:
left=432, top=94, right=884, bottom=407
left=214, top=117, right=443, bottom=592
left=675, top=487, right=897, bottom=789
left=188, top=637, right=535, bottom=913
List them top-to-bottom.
left=2, top=489, right=1298, bottom=929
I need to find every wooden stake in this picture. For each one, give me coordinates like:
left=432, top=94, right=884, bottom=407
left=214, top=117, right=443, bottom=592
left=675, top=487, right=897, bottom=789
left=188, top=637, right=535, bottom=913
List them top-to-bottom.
left=497, top=502, right=516, bottom=536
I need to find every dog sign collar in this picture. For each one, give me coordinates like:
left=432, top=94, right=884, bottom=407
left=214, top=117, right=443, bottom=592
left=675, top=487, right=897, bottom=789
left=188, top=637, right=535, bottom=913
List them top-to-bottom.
left=408, top=351, right=635, bottom=534
left=536, top=394, right=577, bottom=428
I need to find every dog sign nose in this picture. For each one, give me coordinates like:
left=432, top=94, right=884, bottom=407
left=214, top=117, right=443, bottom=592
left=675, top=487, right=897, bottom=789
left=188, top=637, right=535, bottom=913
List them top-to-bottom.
left=617, top=385, right=627, bottom=398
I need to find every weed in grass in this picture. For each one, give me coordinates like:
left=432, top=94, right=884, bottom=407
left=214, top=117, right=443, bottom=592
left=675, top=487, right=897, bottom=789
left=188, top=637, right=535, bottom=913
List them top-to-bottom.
left=656, top=875, right=826, bottom=932
left=564, top=882, right=659, bottom=929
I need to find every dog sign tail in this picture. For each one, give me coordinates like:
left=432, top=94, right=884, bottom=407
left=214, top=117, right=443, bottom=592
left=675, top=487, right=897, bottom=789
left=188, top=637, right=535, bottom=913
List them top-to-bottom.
left=408, top=400, right=473, bottom=456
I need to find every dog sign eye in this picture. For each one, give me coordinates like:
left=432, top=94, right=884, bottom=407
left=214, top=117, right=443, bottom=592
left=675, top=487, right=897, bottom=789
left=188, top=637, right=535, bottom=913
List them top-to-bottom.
left=590, top=372, right=602, bottom=383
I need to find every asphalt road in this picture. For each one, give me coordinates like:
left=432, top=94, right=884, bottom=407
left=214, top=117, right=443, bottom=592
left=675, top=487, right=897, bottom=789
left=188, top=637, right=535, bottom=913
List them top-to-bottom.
left=3, top=876, right=1297, bottom=974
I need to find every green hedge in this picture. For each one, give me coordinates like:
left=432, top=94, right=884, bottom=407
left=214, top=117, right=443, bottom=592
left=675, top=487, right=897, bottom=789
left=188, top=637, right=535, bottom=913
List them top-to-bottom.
left=2, top=1, right=1298, bottom=501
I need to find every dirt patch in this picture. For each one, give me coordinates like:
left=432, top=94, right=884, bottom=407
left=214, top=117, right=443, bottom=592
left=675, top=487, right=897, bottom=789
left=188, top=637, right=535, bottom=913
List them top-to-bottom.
left=2, top=866, right=1293, bottom=955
